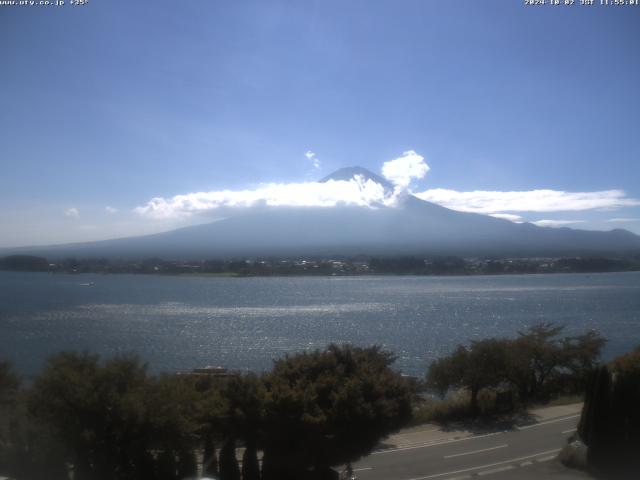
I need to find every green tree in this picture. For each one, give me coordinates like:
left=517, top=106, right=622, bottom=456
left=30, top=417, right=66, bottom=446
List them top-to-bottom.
left=429, top=323, right=607, bottom=412
left=506, top=323, right=605, bottom=402
left=511, top=323, right=565, bottom=400
left=560, top=330, right=607, bottom=392
left=427, top=339, right=509, bottom=415
left=261, top=344, right=413, bottom=478
left=578, top=347, right=640, bottom=476
left=28, top=351, right=103, bottom=477
left=27, top=352, right=204, bottom=480
left=29, top=352, right=153, bottom=479
left=0, top=360, right=19, bottom=402
left=0, top=360, right=19, bottom=447
left=1, top=361, right=68, bottom=480
left=219, top=372, right=264, bottom=438
left=214, top=373, right=264, bottom=479
left=144, top=374, right=202, bottom=453
left=202, top=434, right=219, bottom=476
left=219, top=438, right=241, bottom=480
left=241, top=442, right=260, bottom=480
left=176, top=449, right=198, bottom=478
left=156, top=450, right=178, bottom=480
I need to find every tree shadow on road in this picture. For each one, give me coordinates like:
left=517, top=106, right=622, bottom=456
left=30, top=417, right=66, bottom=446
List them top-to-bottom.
left=435, top=410, right=540, bottom=434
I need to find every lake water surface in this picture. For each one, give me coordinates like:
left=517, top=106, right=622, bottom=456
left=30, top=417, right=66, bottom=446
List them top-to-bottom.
left=1, top=271, right=639, bottom=377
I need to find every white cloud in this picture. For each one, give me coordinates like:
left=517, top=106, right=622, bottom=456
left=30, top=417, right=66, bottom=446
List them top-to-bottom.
left=135, top=149, right=639, bottom=226
left=305, top=150, right=321, bottom=169
left=381, top=150, right=430, bottom=188
left=137, top=151, right=433, bottom=219
left=135, top=176, right=394, bottom=219
left=414, top=188, right=640, bottom=214
left=105, top=206, right=118, bottom=214
left=65, top=207, right=79, bottom=218
left=489, top=213, right=523, bottom=222
left=607, top=218, right=639, bottom=223
left=531, top=219, right=586, bottom=227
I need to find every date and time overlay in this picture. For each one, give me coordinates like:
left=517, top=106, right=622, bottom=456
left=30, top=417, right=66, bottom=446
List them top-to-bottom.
left=1, top=0, right=639, bottom=8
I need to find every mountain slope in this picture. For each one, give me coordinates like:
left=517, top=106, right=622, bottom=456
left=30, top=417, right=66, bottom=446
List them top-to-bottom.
left=320, top=166, right=394, bottom=191
left=3, top=168, right=640, bottom=259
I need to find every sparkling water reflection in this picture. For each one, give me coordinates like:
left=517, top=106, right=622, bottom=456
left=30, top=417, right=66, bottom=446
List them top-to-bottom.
left=1, top=271, right=639, bottom=377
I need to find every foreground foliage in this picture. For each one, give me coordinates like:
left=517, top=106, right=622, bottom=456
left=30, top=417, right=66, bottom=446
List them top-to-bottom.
left=426, top=323, right=606, bottom=414
left=0, top=328, right=619, bottom=479
left=0, top=345, right=413, bottom=480
left=261, top=345, right=413, bottom=479
left=578, top=347, right=640, bottom=478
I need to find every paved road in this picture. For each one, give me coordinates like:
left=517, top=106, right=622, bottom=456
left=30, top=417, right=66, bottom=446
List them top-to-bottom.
left=353, top=412, right=586, bottom=480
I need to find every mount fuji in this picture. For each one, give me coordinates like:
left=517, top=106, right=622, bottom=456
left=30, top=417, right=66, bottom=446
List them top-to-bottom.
left=4, top=167, right=640, bottom=259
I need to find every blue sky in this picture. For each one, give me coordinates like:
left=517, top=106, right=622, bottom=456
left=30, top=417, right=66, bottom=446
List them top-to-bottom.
left=1, top=0, right=639, bottom=247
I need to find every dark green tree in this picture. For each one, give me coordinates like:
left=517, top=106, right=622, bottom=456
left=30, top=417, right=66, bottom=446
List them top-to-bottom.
left=506, top=323, right=605, bottom=402
left=514, top=323, right=565, bottom=400
left=429, top=324, right=607, bottom=412
left=560, top=330, right=607, bottom=392
left=427, top=339, right=509, bottom=415
left=261, top=344, right=413, bottom=477
left=578, top=347, right=640, bottom=477
left=27, top=352, right=203, bottom=480
left=28, top=352, right=154, bottom=479
left=0, top=360, right=19, bottom=402
left=0, top=360, right=19, bottom=456
left=1, top=360, right=67, bottom=479
left=578, top=364, right=613, bottom=467
left=219, top=372, right=265, bottom=447
left=144, top=374, right=202, bottom=453
left=202, top=434, right=219, bottom=476
left=219, top=438, right=241, bottom=480
left=241, top=442, right=261, bottom=480
left=132, top=449, right=157, bottom=480
left=176, top=449, right=198, bottom=478
left=156, top=450, right=178, bottom=480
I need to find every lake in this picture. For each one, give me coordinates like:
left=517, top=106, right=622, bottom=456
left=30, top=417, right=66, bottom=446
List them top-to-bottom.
left=1, top=271, right=639, bottom=378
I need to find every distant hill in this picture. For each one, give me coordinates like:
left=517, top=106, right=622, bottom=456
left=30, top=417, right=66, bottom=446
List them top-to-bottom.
left=2, top=167, right=640, bottom=260
left=0, top=255, right=49, bottom=271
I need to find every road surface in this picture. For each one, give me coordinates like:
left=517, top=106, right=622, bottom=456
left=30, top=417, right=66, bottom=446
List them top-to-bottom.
left=353, top=408, right=588, bottom=480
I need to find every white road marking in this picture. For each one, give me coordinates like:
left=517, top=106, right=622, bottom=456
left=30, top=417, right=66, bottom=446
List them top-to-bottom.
left=375, top=414, right=579, bottom=455
left=516, top=414, right=580, bottom=430
left=561, top=428, right=577, bottom=434
left=373, top=431, right=507, bottom=455
left=443, top=444, right=508, bottom=459
left=405, top=448, right=561, bottom=480
left=536, top=454, right=557, bottom=462
left=519, top=461, right=533, bottom=466
left=477, top=465, right=514, bottom=476
left=353, top=467, right=373, bottom=472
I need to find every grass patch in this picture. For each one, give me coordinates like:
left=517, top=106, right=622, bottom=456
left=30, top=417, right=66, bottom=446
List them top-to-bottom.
left=410, top=390, right=584, bottom=427
left=410, top=391, right=474, bottom=426
left=533, top=393, right=584, bottom=408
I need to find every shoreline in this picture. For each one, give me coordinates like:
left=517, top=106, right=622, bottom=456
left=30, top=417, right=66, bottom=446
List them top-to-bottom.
left=2, top=268, right=639, bottom=279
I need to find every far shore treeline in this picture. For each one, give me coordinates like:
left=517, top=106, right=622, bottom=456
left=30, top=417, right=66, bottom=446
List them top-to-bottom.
left=2, top=253, right=640, bottom=276
left=1, top=323, right=638, bottom=479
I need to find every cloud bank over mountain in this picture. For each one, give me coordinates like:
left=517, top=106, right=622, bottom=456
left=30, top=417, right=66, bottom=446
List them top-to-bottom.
left=134, top=150, right=640, bottom=226
left=135, top=151, right=430, bottom=219
left=6, top=158, right=640, bottom=255
left=135, top=176, right=392, bottom=219
left=414, top=188, right=640, bottom=215
left=531, top=219, right=586, bottom=227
